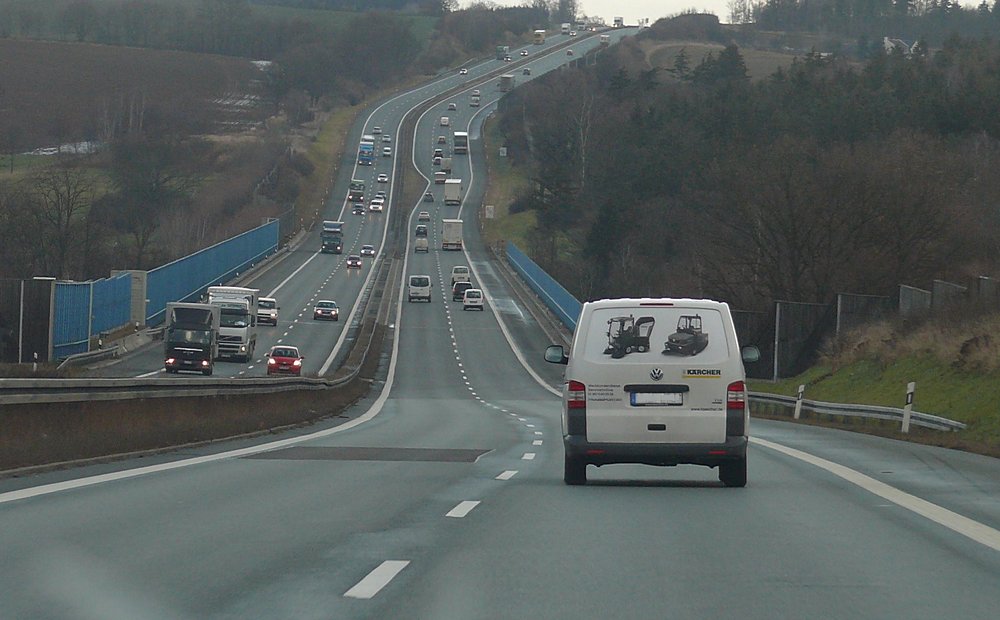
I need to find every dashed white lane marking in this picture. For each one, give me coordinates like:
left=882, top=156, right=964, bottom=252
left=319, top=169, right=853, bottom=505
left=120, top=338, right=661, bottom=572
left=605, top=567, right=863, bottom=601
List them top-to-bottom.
left=525, top=424, right=535, bottom=428
left=534, top=431, right=543, bottom=435
left=752, top=437, right=1000, bottom=553
left=532, top=440, right=543, bottom=446
left=522, top=453, right=536, bottom=460
left=496, top=470, right=518, bottom=480
left=445, top=500, right=481, bottom=518
left=343, top=560, right=410, bottom=599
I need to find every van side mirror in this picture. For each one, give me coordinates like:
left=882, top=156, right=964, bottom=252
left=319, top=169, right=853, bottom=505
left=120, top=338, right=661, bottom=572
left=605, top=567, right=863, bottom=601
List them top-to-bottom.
left=544, top=344, right=568, bottom=365
left=741, top=345, right=760, bottom=364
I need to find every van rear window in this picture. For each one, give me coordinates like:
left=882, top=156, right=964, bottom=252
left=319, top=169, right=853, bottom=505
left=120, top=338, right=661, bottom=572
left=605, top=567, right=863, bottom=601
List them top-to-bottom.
left=410, top=277, right=430, bottom=286
left=582, top=308, right=729, bottom=364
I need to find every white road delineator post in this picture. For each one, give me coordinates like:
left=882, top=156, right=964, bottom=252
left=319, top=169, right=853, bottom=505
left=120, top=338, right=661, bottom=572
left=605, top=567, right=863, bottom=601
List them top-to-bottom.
left=902, top=381, right=916, bottom=433
left=794, top=384, right=805, bottom=420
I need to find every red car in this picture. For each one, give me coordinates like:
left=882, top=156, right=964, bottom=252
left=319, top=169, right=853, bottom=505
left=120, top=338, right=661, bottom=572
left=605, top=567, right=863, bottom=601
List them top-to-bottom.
left=267, top=345, right=303, bottom=376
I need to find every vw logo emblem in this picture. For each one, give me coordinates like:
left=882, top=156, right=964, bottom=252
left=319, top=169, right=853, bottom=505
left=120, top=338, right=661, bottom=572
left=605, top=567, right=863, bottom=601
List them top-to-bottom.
left=650, top=368, right=663, bottom=381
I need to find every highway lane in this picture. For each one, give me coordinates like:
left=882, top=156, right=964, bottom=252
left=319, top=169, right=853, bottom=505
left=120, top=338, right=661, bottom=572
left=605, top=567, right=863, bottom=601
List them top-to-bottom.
left=7, top=26, right=999, bottom=619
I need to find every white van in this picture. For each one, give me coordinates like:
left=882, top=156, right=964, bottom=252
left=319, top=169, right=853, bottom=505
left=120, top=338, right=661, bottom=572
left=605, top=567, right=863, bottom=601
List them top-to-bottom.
left=440, top=116, right=450, bottom=126
left=414, top=237, right=428, bottom=253
left=450, top=265, right=470, bottom=286
left=408, top=275, right=431, bottom=302
left=545, top=298, right=759, bottom=487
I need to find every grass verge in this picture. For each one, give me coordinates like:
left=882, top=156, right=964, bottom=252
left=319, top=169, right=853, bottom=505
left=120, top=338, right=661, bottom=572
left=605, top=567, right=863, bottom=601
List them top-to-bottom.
left=480, top=115, right=535, bottom=251
left=750, top=356, right=1000, bottom=457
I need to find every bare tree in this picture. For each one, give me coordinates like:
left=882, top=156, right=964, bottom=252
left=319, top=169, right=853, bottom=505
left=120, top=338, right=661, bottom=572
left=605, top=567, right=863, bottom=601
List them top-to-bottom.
left=30, top=162, right=96, bottom=278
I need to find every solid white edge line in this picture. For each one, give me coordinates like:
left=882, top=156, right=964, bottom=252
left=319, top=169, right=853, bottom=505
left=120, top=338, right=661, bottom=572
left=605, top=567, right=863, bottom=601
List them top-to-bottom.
left=751, top=437, right=1000, bottom=552
left=445, top=500, right=481, bottom=518
left=343, top=560, right=410, bottom=599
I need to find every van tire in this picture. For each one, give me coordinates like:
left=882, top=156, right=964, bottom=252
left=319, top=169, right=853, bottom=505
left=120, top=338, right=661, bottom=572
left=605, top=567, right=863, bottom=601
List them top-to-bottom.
left=564, top=455, right=586, bottom=485
left=719, top=457, right=747, bottom=488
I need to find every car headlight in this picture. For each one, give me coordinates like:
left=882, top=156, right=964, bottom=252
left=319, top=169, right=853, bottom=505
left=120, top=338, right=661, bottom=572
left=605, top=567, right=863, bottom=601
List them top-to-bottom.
left=165, top=358, right=176, bottom=365
left=268, top=358, right=276, bottom=365
left=293, top=359, right=302, bottom=367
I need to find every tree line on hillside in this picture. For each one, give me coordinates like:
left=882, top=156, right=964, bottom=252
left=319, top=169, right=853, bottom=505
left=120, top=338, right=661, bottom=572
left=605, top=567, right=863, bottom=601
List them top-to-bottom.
left=731, top=0, right=1000, bottom=45
left=496, top=28, right=1000, bottom=310
left=0, top=129, right=300, bottom=280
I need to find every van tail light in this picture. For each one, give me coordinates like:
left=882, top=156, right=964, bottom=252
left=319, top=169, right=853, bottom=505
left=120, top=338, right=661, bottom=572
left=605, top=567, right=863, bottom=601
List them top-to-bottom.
left=565, top=380, right=587, bottom=436
left=567, top=380, right=586, bottom=409
left=726, top=380, right=746, bottom=436
left=727, top=381, right=746, bottom=410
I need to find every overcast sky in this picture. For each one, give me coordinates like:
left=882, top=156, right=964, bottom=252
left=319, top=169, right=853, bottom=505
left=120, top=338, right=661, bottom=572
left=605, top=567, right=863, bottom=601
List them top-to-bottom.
left=459, top=0, right=983, bottom=26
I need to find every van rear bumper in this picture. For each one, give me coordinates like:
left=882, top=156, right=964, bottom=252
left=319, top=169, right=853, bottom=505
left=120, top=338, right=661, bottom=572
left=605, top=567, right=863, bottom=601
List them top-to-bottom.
left=564, top=435, right=747, bottom=468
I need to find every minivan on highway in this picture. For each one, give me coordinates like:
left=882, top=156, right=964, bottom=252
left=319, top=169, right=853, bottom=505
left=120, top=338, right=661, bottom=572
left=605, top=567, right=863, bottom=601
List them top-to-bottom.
left=408, top=275, right=431, bottom=302
left=545, top=298, right=759, bottom=487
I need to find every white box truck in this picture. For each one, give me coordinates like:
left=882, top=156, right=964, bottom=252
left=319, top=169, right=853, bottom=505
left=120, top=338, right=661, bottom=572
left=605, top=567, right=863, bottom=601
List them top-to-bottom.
left=561, top=23, right=571, bottom=35
left=444, top=178, right=462, bottom=205
left=442, top=219, right=463, bottom=251
left=206, top=286, right=259, bottom=362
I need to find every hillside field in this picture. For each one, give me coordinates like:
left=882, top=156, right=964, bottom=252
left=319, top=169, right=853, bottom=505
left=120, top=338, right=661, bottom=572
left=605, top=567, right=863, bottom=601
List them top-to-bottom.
left=0, top=38, right=262, bottom=152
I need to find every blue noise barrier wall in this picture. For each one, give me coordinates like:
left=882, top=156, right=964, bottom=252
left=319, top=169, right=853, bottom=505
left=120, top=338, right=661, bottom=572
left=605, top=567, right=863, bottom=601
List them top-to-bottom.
left=145, top=220, right=278, bottom=325
left=506, top=242, right=581, bottom=331
left=53, top=274, right=132, bottom=358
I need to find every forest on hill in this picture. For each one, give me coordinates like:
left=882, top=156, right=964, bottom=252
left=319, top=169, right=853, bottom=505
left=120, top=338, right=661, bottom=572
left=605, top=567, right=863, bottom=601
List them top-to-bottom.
left=497, top=15, right=1000, bottom=310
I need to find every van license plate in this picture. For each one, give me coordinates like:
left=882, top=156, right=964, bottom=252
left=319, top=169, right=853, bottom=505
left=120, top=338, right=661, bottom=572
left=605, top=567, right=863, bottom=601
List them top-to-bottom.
left=631, top=392, right=682, bottom=406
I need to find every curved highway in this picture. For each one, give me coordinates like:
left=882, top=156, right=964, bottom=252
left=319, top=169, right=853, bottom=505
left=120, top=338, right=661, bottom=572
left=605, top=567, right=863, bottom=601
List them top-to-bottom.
left=3, top=28, right=1000, bottom=619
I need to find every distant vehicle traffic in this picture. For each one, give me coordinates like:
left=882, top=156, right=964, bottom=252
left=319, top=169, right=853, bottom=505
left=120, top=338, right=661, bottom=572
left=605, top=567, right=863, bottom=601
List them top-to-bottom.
left=520, top=49, right=528, bottom=56
left=459, top=68, right=468, bottom=75
left=447, top=102, right=457, bottom=110
left=440, top=116, right=450, bottom=126
left=453, top=132, right=468, bottom=154
left=382, top=146, right=392, bottom=157
left=377, top=173, right=388, bottom=183
left=352, top=203, right=365, bottom=215
left=418, top=211, right=430, bottom=221
left=442, top=219, right=463, bottom=250
left=321, top=220, right=344, bottom=254
left=360, top=244, right=375, bottom=257
left=346, top=255, right=362, bottom=268
left=450, top=265, right=470, bottom=286
left=408, top=275, right=431, bottom=302
left=452, top=281, right=473, bottom=301
left=206, top=286, right=258, bottom=362
left=463, top=288, right=484, bottom=311
left=257, top=297, right=278, bottom=326
left=313, top=300, right=339, bottom=321
left=163, top=303, right=219, bottom=376
left=266, top=345, right=302, bottom=376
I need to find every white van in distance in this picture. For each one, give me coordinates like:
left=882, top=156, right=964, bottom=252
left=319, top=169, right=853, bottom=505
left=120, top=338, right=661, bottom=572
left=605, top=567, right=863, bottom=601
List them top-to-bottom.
left=408, top=275, right=431, bottom=302
left=545, top=298, right=759, bottom=486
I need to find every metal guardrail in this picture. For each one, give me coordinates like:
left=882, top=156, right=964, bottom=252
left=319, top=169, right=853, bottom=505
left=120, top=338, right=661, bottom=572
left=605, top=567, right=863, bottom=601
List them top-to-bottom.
left=56, top=346, right=121, bottom=370
left=0, top=374, right=355, bottom=405
left=749, top=391, right=967, bottom=432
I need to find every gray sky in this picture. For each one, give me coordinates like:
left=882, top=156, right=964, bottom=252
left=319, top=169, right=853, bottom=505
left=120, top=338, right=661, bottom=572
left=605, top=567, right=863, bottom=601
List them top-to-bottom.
left=459, top=0, right=983, bottom=26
